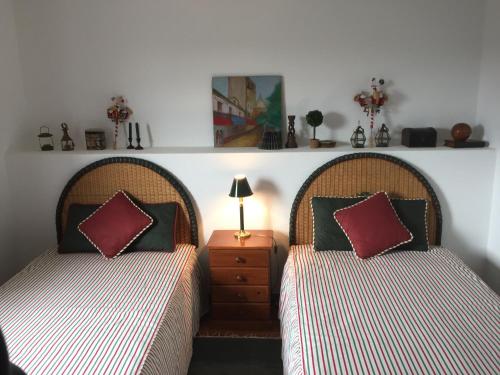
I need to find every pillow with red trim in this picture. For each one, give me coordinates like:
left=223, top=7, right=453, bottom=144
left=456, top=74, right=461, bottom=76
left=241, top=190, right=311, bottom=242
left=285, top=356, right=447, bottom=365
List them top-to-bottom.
left=78, top=190, right=153, bottom=259
left=333, top=192, right=413, bottom=259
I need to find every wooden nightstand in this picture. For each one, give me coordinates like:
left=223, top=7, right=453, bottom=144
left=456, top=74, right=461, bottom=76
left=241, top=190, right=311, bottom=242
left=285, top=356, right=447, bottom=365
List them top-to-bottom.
left=208, top=230, right=273, bottom=321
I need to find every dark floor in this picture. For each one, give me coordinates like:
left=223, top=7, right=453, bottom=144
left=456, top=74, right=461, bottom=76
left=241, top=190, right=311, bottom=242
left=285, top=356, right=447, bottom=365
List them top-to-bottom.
left=188, top=337, right=283, bottom=375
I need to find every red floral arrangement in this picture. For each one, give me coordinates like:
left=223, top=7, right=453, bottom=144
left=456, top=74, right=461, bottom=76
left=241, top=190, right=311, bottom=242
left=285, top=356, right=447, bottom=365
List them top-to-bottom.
left=107, top=96, right=133, bottom=149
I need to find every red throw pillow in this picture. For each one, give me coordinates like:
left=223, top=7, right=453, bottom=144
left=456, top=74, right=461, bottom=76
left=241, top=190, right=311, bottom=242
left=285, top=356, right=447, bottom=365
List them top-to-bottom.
left=78, top=190, right=153, bottom=259
left=333, top=192, right=413, bottom=259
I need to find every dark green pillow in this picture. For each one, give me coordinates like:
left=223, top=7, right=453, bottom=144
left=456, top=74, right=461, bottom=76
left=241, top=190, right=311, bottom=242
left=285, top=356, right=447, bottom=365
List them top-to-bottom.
left=311, top=196, right=428, bottom=252
left=312, top=197, right=364, bottom=251
left=390, top=199, right=428, bottom=251
left=59, top=202, right=178, bottom=253
left=129, top=203, right=178, bottom=252
left=59, top=204, right=100, bottom=253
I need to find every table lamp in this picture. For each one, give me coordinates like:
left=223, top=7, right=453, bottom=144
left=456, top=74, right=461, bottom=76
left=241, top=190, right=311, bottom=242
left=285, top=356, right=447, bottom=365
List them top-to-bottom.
left=229, top=175, right=253, bottom=239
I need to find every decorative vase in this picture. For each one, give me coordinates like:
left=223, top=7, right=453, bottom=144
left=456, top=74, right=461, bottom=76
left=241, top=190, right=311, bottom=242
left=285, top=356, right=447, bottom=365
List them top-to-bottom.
left=369, top=127, right=375, bottom=148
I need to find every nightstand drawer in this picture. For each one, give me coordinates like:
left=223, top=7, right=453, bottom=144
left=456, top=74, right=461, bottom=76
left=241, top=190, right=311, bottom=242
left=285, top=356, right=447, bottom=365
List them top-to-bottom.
left=210, top=249, right=269, bottom=268
left=211, top=267, right=269, bottom=285
left=212, top=285, right=269, bottom=303
left=212, top=303, right=270, bottom=320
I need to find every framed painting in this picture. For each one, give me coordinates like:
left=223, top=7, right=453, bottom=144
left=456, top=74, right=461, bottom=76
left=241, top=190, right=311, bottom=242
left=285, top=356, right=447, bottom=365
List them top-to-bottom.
left=212, top=75, right=283, bottom=147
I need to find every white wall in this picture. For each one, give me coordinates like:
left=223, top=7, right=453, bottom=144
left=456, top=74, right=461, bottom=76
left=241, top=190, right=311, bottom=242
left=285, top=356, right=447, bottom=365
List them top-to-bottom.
left=0, top=0, right=26, bottom=282
left=4, top=0, right=498, bottom=292
left=12, top=0, right=485, bottom=148
left=477, top=0, right=500, bottom=291
left=5, top=147, right=497, bottom=291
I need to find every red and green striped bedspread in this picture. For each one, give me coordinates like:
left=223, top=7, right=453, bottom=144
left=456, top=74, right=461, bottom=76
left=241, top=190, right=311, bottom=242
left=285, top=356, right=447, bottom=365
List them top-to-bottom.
left=0, top=244, right=200, bottom=375
left=279, top=245, right=499, bottom=375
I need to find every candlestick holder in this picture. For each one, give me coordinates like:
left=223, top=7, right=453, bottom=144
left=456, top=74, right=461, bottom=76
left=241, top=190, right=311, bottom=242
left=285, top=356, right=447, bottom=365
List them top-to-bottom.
left=285, top=115, right=298, bottom=148
left=127, top=122, right=134, bottom=149
left=135, top=122, right=144, bottom=150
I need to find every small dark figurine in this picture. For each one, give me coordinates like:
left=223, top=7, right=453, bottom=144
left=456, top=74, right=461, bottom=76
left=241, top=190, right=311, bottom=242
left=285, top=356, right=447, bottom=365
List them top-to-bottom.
left=306, top=110, right=323, bottom=148
left=285, top=115, right=298, bottom=148
left=127, top=122, right=134, bottom=149
left=135, top=122, right=143, bottom=150
left=60, top=123, right=75, bottom=151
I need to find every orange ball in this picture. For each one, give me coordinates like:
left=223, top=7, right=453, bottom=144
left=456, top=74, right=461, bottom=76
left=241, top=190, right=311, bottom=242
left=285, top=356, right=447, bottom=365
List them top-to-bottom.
left=451, top=123, right=472, bottom=142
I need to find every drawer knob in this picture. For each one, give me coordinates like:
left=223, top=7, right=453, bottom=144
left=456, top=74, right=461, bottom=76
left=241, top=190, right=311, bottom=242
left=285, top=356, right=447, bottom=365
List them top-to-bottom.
left=235, top=256, right=244, bottom=263
left=235, top=274, right=245, bottom=282
left=236, top=293, right=244, bottom=298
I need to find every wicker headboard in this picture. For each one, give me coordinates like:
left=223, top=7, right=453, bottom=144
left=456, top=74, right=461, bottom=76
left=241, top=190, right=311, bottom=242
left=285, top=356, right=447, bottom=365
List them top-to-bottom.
left=289, top=153, right=442, bottom=246
left=56, top=157, right=198, bottom=247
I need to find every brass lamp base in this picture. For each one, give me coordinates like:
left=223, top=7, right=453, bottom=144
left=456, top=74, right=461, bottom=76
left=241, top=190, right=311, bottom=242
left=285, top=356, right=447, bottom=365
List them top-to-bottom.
left=234, top=230, right=251, bottom=239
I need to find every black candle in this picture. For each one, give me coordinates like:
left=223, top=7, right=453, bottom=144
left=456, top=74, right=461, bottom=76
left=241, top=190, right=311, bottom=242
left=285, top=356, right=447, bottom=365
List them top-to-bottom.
left=127, top=122, right=134, bottom=149
left=135, top=122, right=143, bottom=150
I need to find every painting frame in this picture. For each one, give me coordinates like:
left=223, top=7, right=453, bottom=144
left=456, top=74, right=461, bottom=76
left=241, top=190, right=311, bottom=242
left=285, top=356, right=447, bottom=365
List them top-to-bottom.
left=212, top=75, right=283, bottom=148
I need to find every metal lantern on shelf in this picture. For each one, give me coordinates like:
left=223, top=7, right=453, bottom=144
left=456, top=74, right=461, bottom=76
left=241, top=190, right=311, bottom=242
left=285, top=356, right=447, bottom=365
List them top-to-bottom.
left=60, top=123, right=75, bottom=151
left=375, top=123, right=391, bottom=147
left=350, top=125, right=366, bottom=148
left=38, top=126, right=54, bottom=151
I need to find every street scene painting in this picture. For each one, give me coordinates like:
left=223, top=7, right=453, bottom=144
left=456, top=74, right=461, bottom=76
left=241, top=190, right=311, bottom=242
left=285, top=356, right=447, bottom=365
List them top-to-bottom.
left=212, top=75, right=283, bottom=147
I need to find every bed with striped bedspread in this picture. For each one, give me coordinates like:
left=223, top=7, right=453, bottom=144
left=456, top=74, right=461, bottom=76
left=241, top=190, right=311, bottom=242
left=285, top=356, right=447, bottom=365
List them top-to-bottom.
left=0, top=244, right=200, bottom=375
left=279, top=245, right=499, bottom=375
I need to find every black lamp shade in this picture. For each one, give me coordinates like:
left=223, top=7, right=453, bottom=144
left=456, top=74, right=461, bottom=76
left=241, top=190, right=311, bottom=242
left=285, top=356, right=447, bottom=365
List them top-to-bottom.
left=229, top=175, right=253, bottom=198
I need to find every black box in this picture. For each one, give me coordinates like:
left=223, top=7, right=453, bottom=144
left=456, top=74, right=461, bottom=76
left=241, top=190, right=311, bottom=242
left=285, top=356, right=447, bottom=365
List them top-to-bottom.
left=402, top=127, right=437, bottom=147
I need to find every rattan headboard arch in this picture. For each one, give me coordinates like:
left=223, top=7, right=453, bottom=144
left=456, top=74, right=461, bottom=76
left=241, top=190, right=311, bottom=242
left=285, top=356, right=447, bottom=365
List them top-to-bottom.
left=289, top=153, right=442, bottom=246
left=56, top=157, right=198, bottom=247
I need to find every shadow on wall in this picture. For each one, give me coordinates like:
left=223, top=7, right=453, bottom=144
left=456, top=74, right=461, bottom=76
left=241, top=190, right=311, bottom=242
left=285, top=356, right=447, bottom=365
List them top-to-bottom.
left=382, top=79, right=408, bottom=130
left=384, top=80, right=408, bottom=115
left=382, top=82, right=408, bottom=143
left=323, top=112, right=347, bottom=141
left=297, top=115, right=309, bottom=145
left=472, top=124, right=485, bottom=140
left=435, top=128, right=452, bottom=144
left=393, top=167, right=498, bottom=295
left=415, top=167, right=489, bottom=272
left=427, top=170, right=498, bottom=294
left=243, top=177, right=288, bottom=293
left=253, top=178, right=281, bottom=229
left=481, top=259, right=500, bottom=295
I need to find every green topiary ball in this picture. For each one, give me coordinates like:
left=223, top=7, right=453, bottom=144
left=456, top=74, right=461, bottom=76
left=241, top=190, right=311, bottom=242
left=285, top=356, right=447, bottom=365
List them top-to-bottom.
left=306, top=110, right=324, bottom=127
